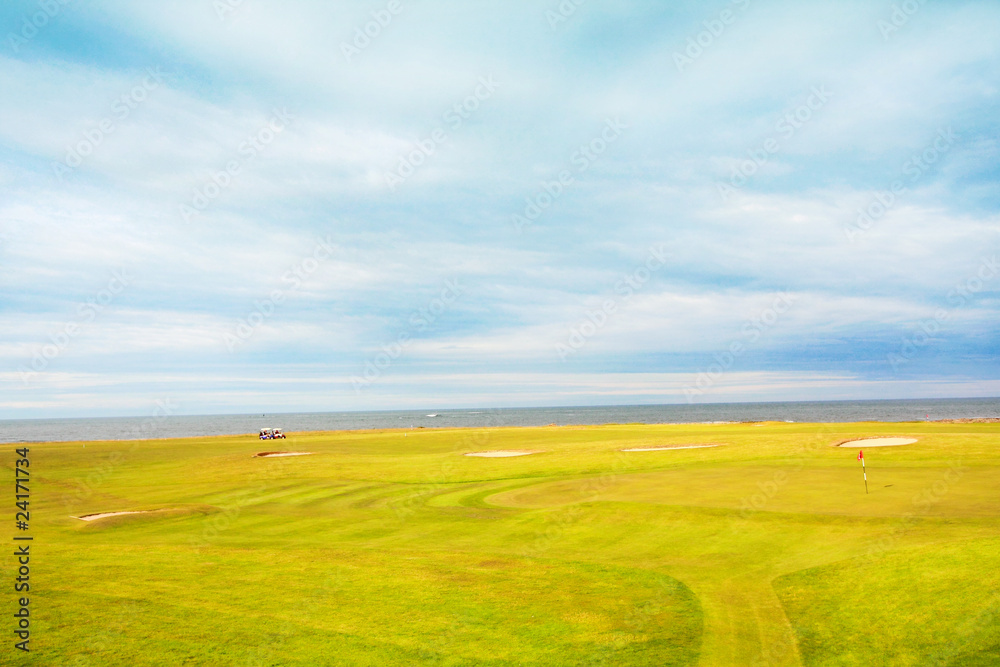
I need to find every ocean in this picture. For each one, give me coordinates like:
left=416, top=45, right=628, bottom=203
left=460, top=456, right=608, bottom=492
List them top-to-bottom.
left=1, top=397, right=998, bottom=444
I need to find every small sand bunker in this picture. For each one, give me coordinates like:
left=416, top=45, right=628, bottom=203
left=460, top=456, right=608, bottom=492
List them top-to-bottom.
left=839, top=437, right=918, bottom=447
left=621, top=444, right=719, bottom=452
left=464, top=450, right=541, bottom=458
left=254, top=451, right=313, bottom=458
left=74, top=509, right=172, bottom=522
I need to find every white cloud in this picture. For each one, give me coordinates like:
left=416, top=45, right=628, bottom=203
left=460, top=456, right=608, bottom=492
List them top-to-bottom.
left=2, top=1, right=998, bottom=416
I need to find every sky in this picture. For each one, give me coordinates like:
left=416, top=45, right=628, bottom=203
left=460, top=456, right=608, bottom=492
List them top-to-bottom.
left=1, top=0, right=998, bottom=418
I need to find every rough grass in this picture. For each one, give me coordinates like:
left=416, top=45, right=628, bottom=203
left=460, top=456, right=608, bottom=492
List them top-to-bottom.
left=3, top=420, right=998, bottom=665
left=775, top=538, right=1000, bottom=666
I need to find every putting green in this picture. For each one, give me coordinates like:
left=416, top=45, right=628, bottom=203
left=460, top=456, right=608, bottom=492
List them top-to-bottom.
left=6, top=420, right=999, bottom=665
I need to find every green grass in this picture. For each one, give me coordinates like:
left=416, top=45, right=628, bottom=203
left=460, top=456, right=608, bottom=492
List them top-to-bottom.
left=3, top=421, right=999, bottom=665
left=775, top=538, right=1000, bottom=666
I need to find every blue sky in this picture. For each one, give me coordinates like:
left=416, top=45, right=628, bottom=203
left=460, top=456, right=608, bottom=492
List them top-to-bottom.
left=1, top=0, right=998, bottom=418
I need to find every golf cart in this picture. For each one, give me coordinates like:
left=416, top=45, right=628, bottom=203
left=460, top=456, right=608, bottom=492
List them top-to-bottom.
left=259, top=428, right=273, bottom=440
left=272, top=428, right=286, bottom=439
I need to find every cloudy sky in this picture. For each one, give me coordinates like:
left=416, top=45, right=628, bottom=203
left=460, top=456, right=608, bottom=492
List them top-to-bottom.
left=1, top=0, right=998, bottom=418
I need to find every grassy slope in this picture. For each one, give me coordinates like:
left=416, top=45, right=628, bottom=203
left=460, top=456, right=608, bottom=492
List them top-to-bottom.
left=3, top=421, right=998, bottom=665
left=775, top=538, right=1000, bottom=666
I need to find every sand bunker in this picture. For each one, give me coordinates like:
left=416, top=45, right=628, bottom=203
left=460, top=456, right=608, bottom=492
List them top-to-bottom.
left=839, top=437, right=918, bottom=447
left=621, top=444, right=719, bottom=452
left=464, top=450, right=541, bottom=458
left=254, top=451, right=313, bottom=458
left=75, top=509, right=172, bottom=522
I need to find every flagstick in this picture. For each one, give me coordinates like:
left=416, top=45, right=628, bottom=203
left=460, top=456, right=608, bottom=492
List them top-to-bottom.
left=862, top=457, right=868, bottom=494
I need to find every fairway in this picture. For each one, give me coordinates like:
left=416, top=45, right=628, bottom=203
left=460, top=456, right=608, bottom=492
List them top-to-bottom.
left=7, top=421, right=1000, bottom=665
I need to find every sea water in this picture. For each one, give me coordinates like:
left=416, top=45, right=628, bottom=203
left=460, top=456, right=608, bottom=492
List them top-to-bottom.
left=1, top=397, right=997, bottom=443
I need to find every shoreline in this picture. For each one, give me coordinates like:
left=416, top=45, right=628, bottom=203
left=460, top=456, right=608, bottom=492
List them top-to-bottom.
left=4, top=398, right=998, bottom=444
left=6, top=417, right=997, bottom=446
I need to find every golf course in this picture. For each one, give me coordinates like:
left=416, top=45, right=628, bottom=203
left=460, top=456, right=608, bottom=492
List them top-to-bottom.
left=8, top=420, right=1000, bottom=665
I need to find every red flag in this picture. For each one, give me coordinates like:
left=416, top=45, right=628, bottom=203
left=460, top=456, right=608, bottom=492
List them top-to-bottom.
left=858, top=449, right=864, bottom=461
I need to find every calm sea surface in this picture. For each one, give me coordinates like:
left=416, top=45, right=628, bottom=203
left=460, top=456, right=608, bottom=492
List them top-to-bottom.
left=1, top=398, right=998, bottom=443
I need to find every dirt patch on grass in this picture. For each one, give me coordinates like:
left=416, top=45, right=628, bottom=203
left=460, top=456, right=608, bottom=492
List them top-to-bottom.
left=621, top=444, right=721, bottom=452
left=464, top=450, right=542, bottom=458
left=254, top=451, right=313, bottom=458
left=74, top=509, right=177, bottom=522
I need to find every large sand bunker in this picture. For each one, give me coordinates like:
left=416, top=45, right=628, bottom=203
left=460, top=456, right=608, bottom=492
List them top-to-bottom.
left=838, top=437, right=918, bottom=447
left=621, top=444, right=719, bottom=452
left=464, top=450, right=541, bottom=458
left=254, top=451, right=313, bottom=458
left=74, top=509, right=174, bottom=522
